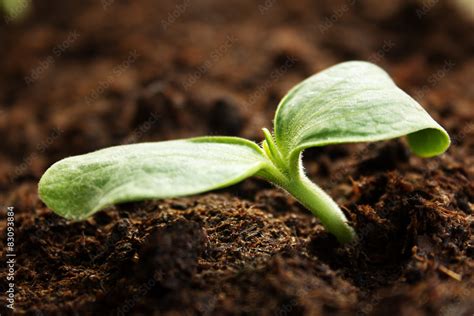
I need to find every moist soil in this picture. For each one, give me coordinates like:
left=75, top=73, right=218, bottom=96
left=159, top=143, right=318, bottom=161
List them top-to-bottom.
left=0, top=0, right=473, bottom=315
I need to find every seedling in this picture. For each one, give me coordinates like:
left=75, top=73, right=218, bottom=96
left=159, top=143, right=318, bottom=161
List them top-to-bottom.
left=38, top=61, right=450, bottom=243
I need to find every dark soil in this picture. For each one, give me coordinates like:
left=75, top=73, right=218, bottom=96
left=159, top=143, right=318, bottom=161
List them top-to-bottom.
left=1, top=0, right=473, bottom=315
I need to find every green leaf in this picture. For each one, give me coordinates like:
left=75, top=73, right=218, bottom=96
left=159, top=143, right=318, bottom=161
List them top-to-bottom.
left=1, top=0, right=29, bottom=20
left=274, top=61, right=450, bottom=160
left=38, top=137, right=268, bottom=220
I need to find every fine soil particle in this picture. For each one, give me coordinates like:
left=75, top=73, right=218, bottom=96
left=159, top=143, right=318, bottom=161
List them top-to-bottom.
left=0, top=0, right=473, bottom=315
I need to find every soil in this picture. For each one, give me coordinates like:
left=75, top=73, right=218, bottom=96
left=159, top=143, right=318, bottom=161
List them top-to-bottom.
left=0, top=0, right=473, bottom=315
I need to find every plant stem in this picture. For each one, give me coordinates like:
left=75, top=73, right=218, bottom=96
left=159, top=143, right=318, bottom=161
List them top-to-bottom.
left=259, top=130, right=356, bottom=243
left=261, top=162, right=356, bottom=243
left=284, top=174, right=356, bottom=243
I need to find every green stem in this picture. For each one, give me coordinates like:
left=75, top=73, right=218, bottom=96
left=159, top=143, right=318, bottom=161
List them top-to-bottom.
left=259, top=131, right=355, bottom=243
left=284, top=173, right=355, bottom=243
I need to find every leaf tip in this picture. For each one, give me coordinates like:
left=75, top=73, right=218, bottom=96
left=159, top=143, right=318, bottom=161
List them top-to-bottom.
left=407, top=127, right=451, bottom=158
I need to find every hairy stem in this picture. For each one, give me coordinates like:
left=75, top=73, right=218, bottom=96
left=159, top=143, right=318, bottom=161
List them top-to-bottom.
left=260, top=133, right=356, bottom=243
left=283, top=172, right=356, bottom=243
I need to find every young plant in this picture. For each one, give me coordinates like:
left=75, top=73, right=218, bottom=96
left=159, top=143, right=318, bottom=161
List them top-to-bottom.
left=38, top=61, right=450, bottom=243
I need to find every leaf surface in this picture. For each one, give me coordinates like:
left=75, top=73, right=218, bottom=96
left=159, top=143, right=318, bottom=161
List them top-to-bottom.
left=274, top=61, right=450, bottom=159
left=39, top=137, right=268, bottom=220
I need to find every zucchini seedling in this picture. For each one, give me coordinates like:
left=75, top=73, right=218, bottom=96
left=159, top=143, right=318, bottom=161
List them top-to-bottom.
left=38, top=61, right=450, bottom=243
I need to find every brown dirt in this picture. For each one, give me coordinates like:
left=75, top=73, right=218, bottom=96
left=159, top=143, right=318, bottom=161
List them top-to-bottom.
left=0, top=0, right=473, bottom=315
